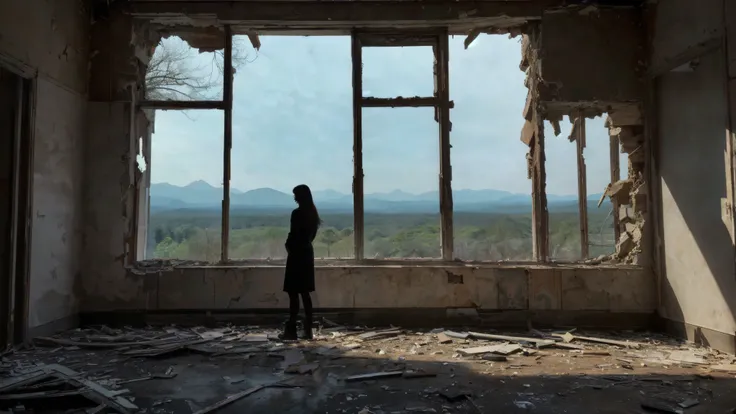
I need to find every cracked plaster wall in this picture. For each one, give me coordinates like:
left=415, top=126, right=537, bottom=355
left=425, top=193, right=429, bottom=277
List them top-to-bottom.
left=0, top=0, right=90, bottom=330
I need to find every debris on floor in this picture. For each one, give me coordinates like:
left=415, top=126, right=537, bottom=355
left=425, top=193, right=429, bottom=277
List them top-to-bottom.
left=0, top=322, right=735, bottom=413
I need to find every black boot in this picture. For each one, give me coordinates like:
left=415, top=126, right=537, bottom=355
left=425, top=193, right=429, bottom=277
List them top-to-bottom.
left=301, top=316, right=314, bottom=340
left=279, top=320, right=298, bottom=341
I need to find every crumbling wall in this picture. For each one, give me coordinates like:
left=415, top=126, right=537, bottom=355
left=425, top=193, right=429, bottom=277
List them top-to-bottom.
left=0, top=0, right=90, bottom=334
left=520, top=6, right=648, bottom=264
left=82, top=12, right=158, bottom=311
left=519, top=25, right=549, bottom=261
left=605, top=109, right=646, bottom=264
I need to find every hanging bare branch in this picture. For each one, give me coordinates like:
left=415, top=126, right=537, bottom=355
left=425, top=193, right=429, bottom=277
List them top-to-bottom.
left=145, top=36, right=256, bottom=101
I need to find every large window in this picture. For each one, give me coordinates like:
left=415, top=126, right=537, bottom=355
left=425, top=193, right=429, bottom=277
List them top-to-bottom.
left=139, top=29, right=634, bottom=265
left=229, top=36, right=354, bottom=260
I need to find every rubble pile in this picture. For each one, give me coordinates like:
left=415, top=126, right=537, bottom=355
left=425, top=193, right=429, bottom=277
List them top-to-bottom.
left=1, top=322, right=734, bottom=413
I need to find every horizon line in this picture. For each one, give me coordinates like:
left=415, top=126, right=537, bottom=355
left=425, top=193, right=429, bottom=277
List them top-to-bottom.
left=150, top=181, right=592, bottom=198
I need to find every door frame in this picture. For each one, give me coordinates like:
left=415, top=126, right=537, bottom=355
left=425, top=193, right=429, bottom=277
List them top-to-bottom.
left=0, top=52, right=37, bottom=346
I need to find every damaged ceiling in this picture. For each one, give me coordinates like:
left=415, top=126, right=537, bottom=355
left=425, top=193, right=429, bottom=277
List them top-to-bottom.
left=98, top=0, right=643, bottom=34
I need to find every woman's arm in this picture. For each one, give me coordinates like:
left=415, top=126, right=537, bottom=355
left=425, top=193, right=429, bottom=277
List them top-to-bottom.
left=285, top=210, right=297, bottom=253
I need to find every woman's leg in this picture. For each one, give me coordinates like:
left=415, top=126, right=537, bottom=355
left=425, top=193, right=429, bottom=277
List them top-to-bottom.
left=279, top=292, right=300, bottom=340
left=288, top=292, right=300, bottom=322
left=300, top=292, right=314, bottom=339
left=300, top=292, right=313, bottom=320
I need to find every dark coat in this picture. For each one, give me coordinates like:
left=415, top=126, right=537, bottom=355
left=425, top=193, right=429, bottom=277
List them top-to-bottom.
left=283, top=207, right=317, bottom=293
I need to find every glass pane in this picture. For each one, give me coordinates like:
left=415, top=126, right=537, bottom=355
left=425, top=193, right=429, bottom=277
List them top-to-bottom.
left=449, top=34, right=533, bottom=261
left=229, top=36, right=354, bottom=260
left=362, top=46, right=435, bottom=98
left=363, top=107, right=440, bottom=259
left=148, top=110, right=224, bottom=261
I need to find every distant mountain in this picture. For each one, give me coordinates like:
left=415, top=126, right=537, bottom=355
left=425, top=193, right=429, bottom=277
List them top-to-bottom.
left=150, top=180, right=222, bottom=205
left=149, top=181, right=609, bottom=213
left=232, top=187, right=294, bottom=206
left=312, top=189, right=349, bottom=202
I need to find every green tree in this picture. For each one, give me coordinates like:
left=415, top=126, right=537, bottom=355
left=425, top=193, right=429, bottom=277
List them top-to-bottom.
left=154, top=227, right=165, bottom=244
left=319, top=228, right=340, bottom=257
left=154, top=236, right=179, bottom=258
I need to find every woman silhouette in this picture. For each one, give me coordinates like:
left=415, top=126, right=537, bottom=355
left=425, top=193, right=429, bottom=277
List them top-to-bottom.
left=280, top=184, right=322, bottom=340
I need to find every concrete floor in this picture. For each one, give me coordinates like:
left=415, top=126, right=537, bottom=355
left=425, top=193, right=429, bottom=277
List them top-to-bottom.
left=2, top=324, right=736, bottom=413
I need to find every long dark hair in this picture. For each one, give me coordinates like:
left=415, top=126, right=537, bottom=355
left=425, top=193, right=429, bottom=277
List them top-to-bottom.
left=293, top=184, right=322, bottom=231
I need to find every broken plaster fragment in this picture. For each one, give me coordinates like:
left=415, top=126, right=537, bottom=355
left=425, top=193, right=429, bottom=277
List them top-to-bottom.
left=464, top=30, right=480, bottom=49
left=247, top=32, right=261, bottom=51
left=568, top=117, right=581, bottom=142
left=552, top=119, right=562, bottom=137
left=520, top=120, right=535, bottom=146
left=605, top=179, right=633, bottom=205
left=619, top=205, right=634, bottom=222
left=616, top=232, right=635, bottom=256
left=436, top=333, right=452, bottom=344
left=514, top=401, right=535, bottom=409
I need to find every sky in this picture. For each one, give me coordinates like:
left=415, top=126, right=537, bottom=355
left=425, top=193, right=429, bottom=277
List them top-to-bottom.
left=150, top=35, right=626, bottom=197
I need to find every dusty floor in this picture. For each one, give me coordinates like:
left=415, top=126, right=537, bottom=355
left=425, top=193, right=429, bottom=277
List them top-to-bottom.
left=2, top=323, right=736, bottom=413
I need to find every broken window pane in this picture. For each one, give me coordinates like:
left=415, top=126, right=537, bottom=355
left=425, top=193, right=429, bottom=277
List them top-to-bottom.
left=145, top=35, right=226, bottom=101
left=449, top=35, right=533, bottom=261
left=229, top=36, right=354, bottom=261
left=361, top=46, right=435, bottom=98
left=362, top=107, right=440, bottom=259
left=147, top=110, right=224, bottom=261
left=545, top=118, right=582, bottom=262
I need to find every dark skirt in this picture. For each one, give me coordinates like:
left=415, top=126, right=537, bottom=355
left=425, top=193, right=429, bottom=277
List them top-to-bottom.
left=283, top=244, right=315, bottom=293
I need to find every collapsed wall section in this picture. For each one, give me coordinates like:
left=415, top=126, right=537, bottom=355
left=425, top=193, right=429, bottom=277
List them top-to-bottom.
left=521, top=5, right=648, bottom=264
left=606, top=112, right=646, bottom=264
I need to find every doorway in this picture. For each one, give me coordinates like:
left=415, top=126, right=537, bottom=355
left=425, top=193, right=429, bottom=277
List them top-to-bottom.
left=0, top=65, right=33, bottom=347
